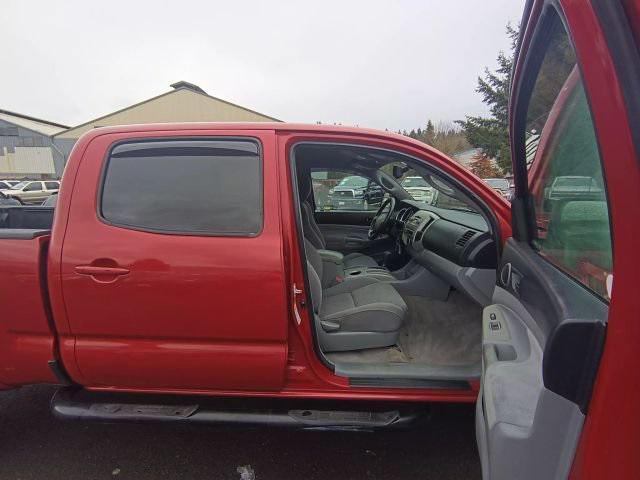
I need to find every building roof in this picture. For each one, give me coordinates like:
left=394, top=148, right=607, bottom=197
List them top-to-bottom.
left=55, top=81, right=281, bottom=139
left=0, top=109, right=69, bottom=136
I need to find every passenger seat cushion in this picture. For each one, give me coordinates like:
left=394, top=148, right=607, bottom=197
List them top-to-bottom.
left=321, top=281, right=407, bottom=333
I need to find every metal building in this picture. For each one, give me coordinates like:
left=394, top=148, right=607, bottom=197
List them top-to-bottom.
left=53, top=81, right=280, bottom=174
left=0, top=110, right=68, bottom=179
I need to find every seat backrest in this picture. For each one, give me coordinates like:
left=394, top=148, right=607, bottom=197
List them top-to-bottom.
left=298, top=173, right=326, bottom=249
left=302, top=201, right=326, bottom=249
left=304, top=239, right=323, bottom=314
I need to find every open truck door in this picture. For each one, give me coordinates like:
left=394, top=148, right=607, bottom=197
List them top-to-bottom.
left=476, top=1, right=640, bottom=478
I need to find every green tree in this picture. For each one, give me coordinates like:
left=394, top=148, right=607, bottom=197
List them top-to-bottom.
left=457, top=24, right=519, bottom=173
left=400, top=119, right=470, bottom=156
left=424, top=120, right=435, bottom=145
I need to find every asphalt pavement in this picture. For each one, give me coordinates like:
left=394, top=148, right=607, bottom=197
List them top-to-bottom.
left=0, top=385, right=480, bottom=480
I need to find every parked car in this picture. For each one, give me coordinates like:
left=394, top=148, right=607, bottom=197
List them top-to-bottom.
left=0, top=1, right=638, bottom=477
left=326, top=175, right=384, bottom=210
left=401, top=175, right=435, bottom=203
left=546, top=175, right=604, bottom=201
left=483, top=178, right=513, bottom=201
left=0, top=180, right=20, bottom=187
left=1, top=180, right=59, bottom=204
left=0, top=181, right=16, bottom=190
left=0, top=191, right=21, bottom=206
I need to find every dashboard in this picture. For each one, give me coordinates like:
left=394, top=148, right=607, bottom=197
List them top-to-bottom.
left=394, top=200, right=497, bottom=270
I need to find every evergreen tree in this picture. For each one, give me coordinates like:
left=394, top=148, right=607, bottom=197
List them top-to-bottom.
left=457, top=24, right=519, bottom=173
left=424, top=120, right=436, bottom=145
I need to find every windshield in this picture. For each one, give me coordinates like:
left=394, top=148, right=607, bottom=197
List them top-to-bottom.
left=395, top=168, right=479, bottom=213
left=338, top=176, right=368, bottom=188
left=401, top=177, right=429, bottom=188
left=11, top=181, right=29, bottom=190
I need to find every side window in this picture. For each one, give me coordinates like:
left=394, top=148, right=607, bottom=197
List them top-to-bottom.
left=525, top=11, right=612, bottom=299
left=100, top=139, right=262, bottom=235
left=310, top=170, right=382, bottom=212
left=45, top=181, right=59, bottom=190
left=24, top=182, right=42, bottom=192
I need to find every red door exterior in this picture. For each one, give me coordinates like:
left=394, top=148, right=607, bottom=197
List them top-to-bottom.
left=512, top=1, right=640, bottom=477
left=55, top=129, right=289, bottom=392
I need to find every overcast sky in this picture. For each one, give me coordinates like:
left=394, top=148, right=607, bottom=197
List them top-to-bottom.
left=2, top=0, right=524, bottom=132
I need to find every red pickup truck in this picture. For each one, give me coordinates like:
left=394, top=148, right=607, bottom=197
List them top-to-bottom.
left=1, top=0, right=638, bottom=478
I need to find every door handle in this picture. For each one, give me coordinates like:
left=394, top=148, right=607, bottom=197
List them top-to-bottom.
left=75, top=266, right=130, bottom=276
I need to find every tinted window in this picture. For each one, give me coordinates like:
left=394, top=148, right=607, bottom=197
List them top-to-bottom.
left=525, top=12, right=612, bottom=299
left=101, top=139, right=262, bottom=235
left=45, top=181, right=59, bottom=189
left=24, top=182, right=42, bottom=192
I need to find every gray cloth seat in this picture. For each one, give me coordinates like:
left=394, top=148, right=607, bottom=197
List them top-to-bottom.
left=298, top=176, right=380, bottom=271
left=305, top=239, right=407, bottom=352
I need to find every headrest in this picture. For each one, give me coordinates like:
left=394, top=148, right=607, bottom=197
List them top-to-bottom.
left=298, top=172, right=312, bottom=200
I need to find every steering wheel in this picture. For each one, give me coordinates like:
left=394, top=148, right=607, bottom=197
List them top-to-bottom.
left=368, top=197, right=396, bottom=239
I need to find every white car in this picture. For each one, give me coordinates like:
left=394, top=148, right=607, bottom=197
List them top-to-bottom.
left=401, top=176, right=434, bottom=203
left=1, top=180, right=60, bottom=204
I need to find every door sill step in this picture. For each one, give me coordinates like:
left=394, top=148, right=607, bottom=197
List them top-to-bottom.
left=349, top=377, right=472, bottom=390
left=51, top=387, right=429, bottom=431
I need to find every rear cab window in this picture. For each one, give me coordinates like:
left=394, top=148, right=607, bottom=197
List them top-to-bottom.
left=524, top=10, right=612, bottom=300
left=100, top=139, right=263, bottom=235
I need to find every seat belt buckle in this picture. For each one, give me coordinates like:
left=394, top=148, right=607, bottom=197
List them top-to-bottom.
left=335, top=275, right=344, bottom=284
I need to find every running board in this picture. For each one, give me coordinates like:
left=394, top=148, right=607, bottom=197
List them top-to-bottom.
left=51, top=388, right=428, bottom=431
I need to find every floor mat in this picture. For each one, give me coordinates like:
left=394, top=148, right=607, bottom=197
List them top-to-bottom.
left=326, top=290, right=482, bottom=367
left=399, top=291, right=482, bottom=366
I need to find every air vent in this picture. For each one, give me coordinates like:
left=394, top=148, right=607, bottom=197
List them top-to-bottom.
left=456, top=230, right=475, bottom=248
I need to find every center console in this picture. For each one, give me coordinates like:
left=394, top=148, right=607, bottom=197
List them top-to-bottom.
left=343, top=266, right=396, bottom=282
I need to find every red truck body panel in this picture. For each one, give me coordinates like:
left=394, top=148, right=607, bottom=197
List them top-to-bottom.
left=52, top=129, right=289, bottom=392
left=0, top=235, right=57, bottom=388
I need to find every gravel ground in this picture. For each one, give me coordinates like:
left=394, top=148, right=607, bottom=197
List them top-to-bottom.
left=0, top=385, right=480, bottom=480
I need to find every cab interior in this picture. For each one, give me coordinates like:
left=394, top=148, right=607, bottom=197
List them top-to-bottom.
left=292, top=142, right=500, bottom=386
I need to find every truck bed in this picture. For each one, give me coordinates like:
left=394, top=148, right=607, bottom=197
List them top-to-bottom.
left=0, top=206, right=54, bottom=239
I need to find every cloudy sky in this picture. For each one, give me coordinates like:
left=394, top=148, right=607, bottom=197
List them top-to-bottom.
left=2, top=0, right=524, bottom=132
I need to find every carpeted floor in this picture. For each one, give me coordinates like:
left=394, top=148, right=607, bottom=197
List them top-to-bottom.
left=327, top=290, right=482, bottom=367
